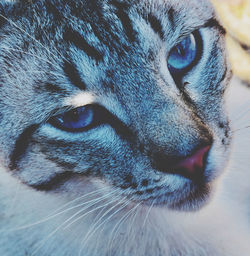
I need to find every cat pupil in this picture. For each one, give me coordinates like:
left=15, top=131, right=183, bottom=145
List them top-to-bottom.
left=176, top=44, right=186, bottom=57
left=70, top=110, right=80, bottom=122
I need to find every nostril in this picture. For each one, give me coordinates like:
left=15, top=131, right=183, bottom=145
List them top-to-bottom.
left=153, top=145, right=211, bottom=180
left=173, top=146, right=211, bottom=180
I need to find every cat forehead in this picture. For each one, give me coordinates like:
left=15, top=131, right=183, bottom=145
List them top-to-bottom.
left=0, top=0, right=217, bottom=109
left=5, top=0, right=215, bottom=36
left=29, top=0, right=214, bottom=24
left=55, top=0, right=215, bottom=42
left=75, top=0, right=214, bottom=24
left=139, top=0, right=215, bottom=35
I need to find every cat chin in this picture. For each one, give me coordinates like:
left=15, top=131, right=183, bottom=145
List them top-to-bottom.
left=168, top=142, right=231, bottom=211
left=137, top=181, right=214, bottom=212
left=168, top=183, right=214, bottom=211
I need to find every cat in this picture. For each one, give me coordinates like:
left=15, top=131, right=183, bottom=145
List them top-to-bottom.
left=0, top=0, right=250, bottom=255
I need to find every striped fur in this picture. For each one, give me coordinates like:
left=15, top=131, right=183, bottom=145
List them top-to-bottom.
left=0, top=0, right=249, bottom=255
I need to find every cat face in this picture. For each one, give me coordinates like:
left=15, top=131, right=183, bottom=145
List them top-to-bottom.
left=0, top=0, right=231, bottom=210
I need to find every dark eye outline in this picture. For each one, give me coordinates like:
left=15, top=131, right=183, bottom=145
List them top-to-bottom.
left=167, top=31, right=203, bottom=79
left=48, top=104, right=104, bottom=133
left=48, top=104, right=132, bottom=139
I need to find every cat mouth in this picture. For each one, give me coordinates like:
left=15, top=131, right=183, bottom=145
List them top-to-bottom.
left=129, top=145, right=214, bottom=209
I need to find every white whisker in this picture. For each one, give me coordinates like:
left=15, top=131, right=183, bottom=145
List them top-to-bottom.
left=35, top=13, right=66, bottom=62
left=0, top=14, right=61, bottom=62
left=1, top=46, right=57, bottom=67
left=230, top=99, right=250, bottom=120
left=232, top=108, right=250, bottom=124
left=232, top=125, right=250, bottom=133
left=3, top=187, right=110, bottom=233
left=48, top=187, right=110, bottom=216
left=30, top=189, right=118, bottom=256
left=62, top=193, right=120, bottom=230
left=78, top=198, right=129, bottom=254
left=142, top=200, right=155, bottom=229
left=108, top=202, right=141, bottom=256
left=127, top=202, right=141, bottom=243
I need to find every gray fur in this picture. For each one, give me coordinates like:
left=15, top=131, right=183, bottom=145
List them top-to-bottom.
left=0, top=0, right=249, bottom=255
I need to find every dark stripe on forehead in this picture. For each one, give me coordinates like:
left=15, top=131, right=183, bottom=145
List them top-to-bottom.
left=110, top=0, right=136, bottom=42
left=45, top=1, right=63, bottom=20
left=0, top=3, right=10, bottom=27
left=167, top=7, right=175, bottom=29
left=147, top=14, right=164, bottom=40
left=0, top=15, right=6, bottom=28
left=204, top=18, right=226, bottom=35
left=90, top=22, right=121, bottom=54
left=63, top=27, right=103, bottom=62
left=63, top=61, right=87, bottom=90
left=43, top=83, right=65, bottom=94
left=9, top=124, right=39, bottom=170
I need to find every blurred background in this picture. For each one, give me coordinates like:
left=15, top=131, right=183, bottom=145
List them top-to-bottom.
left=212, top=0, right=250, bottom=85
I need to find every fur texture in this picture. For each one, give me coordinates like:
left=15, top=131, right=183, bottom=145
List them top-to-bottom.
left=0, top=0, right=249, bottom=255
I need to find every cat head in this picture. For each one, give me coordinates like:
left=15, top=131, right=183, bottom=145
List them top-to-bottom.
left=0, top=0, right=231, bottom=210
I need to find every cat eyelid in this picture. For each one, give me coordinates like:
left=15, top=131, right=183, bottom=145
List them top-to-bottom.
left=175, top=16, right=222, bottom=44
left=172, top=27, right=200, bottom=49
left=44, top=92, right=98, bottom=128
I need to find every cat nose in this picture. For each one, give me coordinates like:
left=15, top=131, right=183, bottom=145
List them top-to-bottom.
left=153, top=145, right=211, bottom=180
left=173, top=146, right=211, bottom=180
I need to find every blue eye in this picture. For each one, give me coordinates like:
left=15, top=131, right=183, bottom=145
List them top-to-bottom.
left=168, top=33, right=198, bottom=74
left=49, top=106, right=95, bottom=132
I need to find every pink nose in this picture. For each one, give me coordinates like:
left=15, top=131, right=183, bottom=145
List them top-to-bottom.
left=173, top=146, right=211, bottom=180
